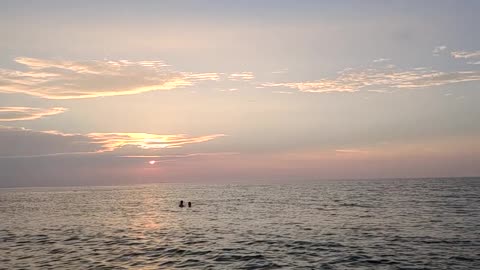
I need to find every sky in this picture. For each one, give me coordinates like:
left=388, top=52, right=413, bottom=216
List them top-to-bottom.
left=0, top=0, right=479, bottom=187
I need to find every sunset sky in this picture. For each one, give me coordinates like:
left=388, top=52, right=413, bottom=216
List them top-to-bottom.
left=1, top=1, right=479, bottom=187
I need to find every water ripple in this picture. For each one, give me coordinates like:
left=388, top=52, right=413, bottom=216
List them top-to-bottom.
left=1, top=178, right=479, bottom=269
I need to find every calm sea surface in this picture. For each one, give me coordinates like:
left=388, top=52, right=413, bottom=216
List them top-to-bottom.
left=1, top=178, right=479, bottom=269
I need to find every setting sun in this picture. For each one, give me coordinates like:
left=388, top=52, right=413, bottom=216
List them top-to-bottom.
left=149, top=160, right=156, bottom=165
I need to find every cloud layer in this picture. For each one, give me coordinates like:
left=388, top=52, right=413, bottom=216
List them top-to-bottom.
left=0, top=58, right=219, bottom=99
left=263, top=67, right=480, bottom=93
left=0, top=107, right=66, bottom=121
left=0, top=126, right=224, bottom=158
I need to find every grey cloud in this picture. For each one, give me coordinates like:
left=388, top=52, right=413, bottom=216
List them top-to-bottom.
left=433, top=45, right=447, bottom=56
left=451, top=50, right=480, bottom=59
left=373, top=58, right=391, bottom=63
left=0, top=107, right=66, bottom=121
left=0, top=126, right=96, bottom=157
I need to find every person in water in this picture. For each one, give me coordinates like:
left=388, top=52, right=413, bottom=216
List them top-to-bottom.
left=179, top=200, right=185, bottom=208
left=188, top=202, right=192, bottom=208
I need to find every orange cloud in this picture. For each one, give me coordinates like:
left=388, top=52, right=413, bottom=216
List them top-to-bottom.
left=0, top=58, right=219, bottom=99
left=0, top=126, right=225, bottom=158
left=87, top=133, right=225, bottom=152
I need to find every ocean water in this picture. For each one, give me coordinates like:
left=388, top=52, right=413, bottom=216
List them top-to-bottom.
left=1, top=178, right=479, bottom=269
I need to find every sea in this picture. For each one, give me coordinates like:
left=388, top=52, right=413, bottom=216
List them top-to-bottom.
left=1, top=178, right=479, bottom=269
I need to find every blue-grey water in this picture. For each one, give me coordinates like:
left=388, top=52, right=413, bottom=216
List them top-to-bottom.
left=1, top=178, right=479, bottom=269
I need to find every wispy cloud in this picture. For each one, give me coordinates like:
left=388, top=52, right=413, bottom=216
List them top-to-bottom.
left=433, top=45, right=447, bottom=56
left=451, top=50, right=480, bottom=59
left=0, top=57, right=220, bottom=99
left=373, top=58, right=391, bottom=63
left=262, top=67, right=480, bottom=93
left=271, top=68, right=289, bottom=74
left=184, top=72, right=221, bottom=81
left=228, top=72, right=254, bottom=81
left=219, top=88, right=238, bottom=92
left=367, top=89, right=392, bottom=93
left=272, top=91, right=294, bottom=94
left=0, top=107, right=66, bottom=121
left=0, top=126, right=225, bottom=158
left=87, top=133, right=225, bottom=152
left=335, top=149, right=369, bottom=154
left=120, top=152, right=238, bottom=162
left=121, top=152, right=237, bottom=158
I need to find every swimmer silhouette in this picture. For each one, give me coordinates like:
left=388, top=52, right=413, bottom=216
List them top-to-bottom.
left=179, top=200, right=185, bottom=208
left=188, top=202, right=192, bottom=208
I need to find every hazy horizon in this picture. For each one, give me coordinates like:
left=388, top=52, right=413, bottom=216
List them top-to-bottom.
left=1, top=0, right=480, bottom=187
left=1, top=176, right=480, bottom=189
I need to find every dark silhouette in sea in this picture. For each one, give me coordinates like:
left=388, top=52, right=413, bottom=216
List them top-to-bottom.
left=179, top=200, right=185, bottom=208
left=188, top=202, right=192, bottom=207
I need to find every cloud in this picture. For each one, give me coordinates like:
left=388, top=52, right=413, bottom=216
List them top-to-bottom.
left=433, top=45, right=447, bottom=56
left=451, top=50, right=480, bottom=59
left=0, top=57, right=220, bottom=99
left=373, top=58, right=391, bottom=63
left=262, top=67, right=480, bottom=93
left=271, top=68, right=289, bottom=74
left=184, top=72, right=221, bottom=81
left=228, top=72, right=254, bottom=81
left=263, top=80, right=360, bottom=93
left=219, top=88, right=238, bottom=92
left=367, top=89, right=391, bottom=93
left=272, top=91, right=294, bottom=94
left=0, top=107, right=66, bottom=121
left=0, top=126, right=225, bottom=158
left=0, top=126, right=96, bottom=158
left=87, top=132, right=225, bottom=152
left=335, top=149, right=368, bottom=154
left=120, top=152, right=238, bottom=163
left=120, top=152, right=238, bottom=158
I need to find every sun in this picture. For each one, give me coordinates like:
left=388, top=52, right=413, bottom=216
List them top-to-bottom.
left=148, top=160, right=156, bottom=165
